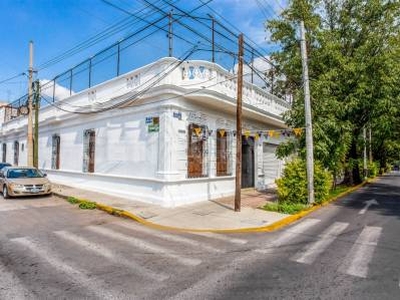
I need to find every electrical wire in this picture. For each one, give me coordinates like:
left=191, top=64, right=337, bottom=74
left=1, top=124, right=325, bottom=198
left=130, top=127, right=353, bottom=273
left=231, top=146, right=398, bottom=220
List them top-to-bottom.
left=37, top=0, right=174, bottom=70
left=156, top=0, right=278, bottom=70
left=197, top=0, right=278, bottom=67
left=6, top=1, right=284, bottom=104
left=40, top=46, right=198, bottom=114
left=0, top=73, right=26, bottom=86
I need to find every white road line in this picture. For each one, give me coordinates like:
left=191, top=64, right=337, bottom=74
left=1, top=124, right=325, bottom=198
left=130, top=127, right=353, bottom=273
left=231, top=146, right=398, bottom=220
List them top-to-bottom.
left=0, top=205, right=27, bottom=212
left=256, top=218, right=321, bottom=254
left=116, top=222, right=222, bottom=253
left=291, top=222, right=349, bottom=264
left=87, top=225, right=202, bottom=266
left=339, top=226, right=382, bottom=278
left=54, top=230, right=168, bottom=282
left=190, top=232, right=247, bottom=245
left=10, top=237, right=123, bottom=299
left=0, top=259, right=30, bottom=300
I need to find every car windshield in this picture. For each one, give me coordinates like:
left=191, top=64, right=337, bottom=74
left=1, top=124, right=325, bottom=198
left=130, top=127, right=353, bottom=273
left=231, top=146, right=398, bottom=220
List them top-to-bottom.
left=0, top=163, right=11, bottom=170
left=7, top=169, right=44, bottom=179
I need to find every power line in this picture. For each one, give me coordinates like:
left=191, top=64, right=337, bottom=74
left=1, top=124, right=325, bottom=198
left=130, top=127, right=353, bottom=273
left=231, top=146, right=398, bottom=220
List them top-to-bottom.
left=38, top=0, right=173, bottom=70
left=101, top=0, right=197, bottom=46
left=158, top=0, right=278, bottom=70
left=197, top=0, right=275, bottom=63
left=40, top=46, right=198, bottom=114
left=0, top=73, right=26, bottom=86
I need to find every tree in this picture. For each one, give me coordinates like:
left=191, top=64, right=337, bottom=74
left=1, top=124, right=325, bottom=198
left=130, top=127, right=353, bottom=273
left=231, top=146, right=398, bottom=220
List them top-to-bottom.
left=267, top=0, right=400, bottom=185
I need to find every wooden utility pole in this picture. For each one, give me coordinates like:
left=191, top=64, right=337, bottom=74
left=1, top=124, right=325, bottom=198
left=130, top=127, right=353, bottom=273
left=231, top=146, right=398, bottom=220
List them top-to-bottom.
left=299, top=21, right=314, bottom=204
left=234, top=33, right=244, bottom=212
left=27, top=41, right=34, bottom=167
left=33, top=80, right=40, bottom=168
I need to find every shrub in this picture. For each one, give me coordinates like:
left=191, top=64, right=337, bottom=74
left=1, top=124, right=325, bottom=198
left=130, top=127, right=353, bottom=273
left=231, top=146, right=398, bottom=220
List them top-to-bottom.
left=276, top=158, right=332, bottom=205
left=367, top=161, right=379, bottom=178
left=67, top=196, right=79, bottom=204
left=79, top=201, right=97, bottom=210
left=263, top=202, right=308, bottom=214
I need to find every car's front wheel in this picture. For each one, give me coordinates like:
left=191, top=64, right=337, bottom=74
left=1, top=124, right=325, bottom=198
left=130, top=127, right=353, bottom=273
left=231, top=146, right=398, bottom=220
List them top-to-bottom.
left=3, top=185, right=9, bottom=199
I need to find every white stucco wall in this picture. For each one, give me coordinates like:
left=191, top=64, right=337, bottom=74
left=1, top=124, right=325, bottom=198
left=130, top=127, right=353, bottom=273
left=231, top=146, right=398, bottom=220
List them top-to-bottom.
left=0, top=57, right=289, bottom=207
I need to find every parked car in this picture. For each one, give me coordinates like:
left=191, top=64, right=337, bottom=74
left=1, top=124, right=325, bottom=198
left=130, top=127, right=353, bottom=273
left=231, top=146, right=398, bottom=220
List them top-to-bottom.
left=0, top=163, right=11, bottom=170
left=0, top=167, right=52, bottom=199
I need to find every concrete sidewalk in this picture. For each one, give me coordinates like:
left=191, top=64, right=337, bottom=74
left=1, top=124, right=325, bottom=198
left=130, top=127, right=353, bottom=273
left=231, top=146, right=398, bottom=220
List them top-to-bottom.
left=51, top=184, right=289, bottom=231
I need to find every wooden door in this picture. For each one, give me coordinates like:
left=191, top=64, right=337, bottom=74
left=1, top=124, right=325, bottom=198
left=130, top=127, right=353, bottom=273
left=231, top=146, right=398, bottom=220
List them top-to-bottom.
left=188, top=124, right=204, bottom=178
left=216, top=130, right=228, bottom=176
left=88, top=131, right=95, bottom=173
left=52, top=135, right=60, bottom=169
left=241, top=137, right=254, bottom=188
left=13, top=141, right=19, bottom=166
left=2, top=143, right=6, bottom=163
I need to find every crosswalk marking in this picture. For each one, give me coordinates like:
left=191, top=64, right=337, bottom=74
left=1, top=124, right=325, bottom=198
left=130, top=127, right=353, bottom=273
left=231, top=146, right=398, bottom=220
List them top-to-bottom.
left=0, top=202, right=63, bottom=212
left=0, top=205, right=27, bottom=212
left=256, top=218, right=321, bottom=254
left=115, top=222, right=222, bottom=253
left=291, top=222, right=349, bottom=264
left=87, top=225, right=202, bottom=266
left=338, top=226, right=382, bottom=278
left=54, top=230, right=168, bottom=281
left=190, top=232, right=247, bottom=245
left=11, top=237, right=123, bottom=299
left=0, top=260, right=30, bottom=300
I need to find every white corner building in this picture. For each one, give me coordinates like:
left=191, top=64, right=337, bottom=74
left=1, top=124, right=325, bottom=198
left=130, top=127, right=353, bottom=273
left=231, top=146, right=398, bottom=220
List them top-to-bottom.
left=0, top=57, right=289, bottom=207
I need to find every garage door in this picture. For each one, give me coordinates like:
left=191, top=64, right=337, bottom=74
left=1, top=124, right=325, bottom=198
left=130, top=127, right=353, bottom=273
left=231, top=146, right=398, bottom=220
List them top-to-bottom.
left=263, top=143, right=280, bottom=186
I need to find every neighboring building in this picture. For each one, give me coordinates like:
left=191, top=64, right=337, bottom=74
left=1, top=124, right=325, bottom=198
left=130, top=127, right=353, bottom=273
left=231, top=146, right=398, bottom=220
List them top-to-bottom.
left=0, top=57, right=290, bottom=207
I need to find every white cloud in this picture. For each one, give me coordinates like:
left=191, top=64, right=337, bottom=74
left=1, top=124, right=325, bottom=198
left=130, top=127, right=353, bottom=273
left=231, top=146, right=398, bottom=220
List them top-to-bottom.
left=207, top=0, right=288, bottom=47
left=233, top=55, right=272, bottom=88
left=40, top=79, right=74, bottom=101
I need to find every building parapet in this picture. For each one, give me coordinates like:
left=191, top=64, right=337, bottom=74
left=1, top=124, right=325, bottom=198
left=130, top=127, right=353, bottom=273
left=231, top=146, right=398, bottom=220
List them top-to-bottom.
left=0, top=57, right=290, bottom=131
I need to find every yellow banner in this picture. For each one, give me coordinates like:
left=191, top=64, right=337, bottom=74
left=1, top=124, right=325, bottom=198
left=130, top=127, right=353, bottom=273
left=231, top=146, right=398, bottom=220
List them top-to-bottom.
left=194, top=127, right=202, bottom=137
left=293, top=128, right=303, bottom=136
left=218, top=129, right=226, bottom=137
left=268, top=130, right=275, bottom=137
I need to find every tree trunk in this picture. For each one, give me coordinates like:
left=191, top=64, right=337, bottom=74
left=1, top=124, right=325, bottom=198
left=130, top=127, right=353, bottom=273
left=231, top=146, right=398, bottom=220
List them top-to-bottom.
left=343, top=136, right=362, bottom=185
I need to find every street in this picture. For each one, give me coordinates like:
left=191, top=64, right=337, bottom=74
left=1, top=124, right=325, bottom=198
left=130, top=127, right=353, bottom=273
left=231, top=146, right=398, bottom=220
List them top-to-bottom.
left=1, top=174, right=400, bottom=299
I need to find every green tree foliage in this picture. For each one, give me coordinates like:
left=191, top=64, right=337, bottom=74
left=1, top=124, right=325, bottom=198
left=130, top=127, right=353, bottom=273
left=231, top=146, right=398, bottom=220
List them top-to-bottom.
left=266, top=0, right=400, bottom=184
left=276, top=158, right=332, bottom=204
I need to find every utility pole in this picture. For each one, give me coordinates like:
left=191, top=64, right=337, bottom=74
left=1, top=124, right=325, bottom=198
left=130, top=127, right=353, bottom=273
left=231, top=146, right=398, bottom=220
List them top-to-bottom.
left=168, top=10, right=173, bottom=57
left=299, top=21, right=314, bottom=204
left=234, top=33, right=244, bottom=212
left=27, top=41, right=34, bottom=167
left=33, top=80, right=40, bottom=168
left=368, top=125, right=372, bottom=163
left=363, top=126, right=367, bottom=178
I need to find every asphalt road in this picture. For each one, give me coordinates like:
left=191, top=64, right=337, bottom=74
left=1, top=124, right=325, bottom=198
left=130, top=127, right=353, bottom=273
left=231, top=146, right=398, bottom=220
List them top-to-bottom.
left=1, top=174, right=400, bottom=299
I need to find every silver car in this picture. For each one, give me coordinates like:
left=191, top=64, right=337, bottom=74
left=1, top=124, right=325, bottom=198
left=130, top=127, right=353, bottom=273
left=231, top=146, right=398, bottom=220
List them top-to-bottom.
left=0, top=167, right=52, bottom=199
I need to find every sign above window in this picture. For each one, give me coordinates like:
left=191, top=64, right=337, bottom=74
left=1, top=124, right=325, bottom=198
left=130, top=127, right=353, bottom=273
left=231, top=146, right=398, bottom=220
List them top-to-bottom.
left=146, top=117, right=160, bottom=133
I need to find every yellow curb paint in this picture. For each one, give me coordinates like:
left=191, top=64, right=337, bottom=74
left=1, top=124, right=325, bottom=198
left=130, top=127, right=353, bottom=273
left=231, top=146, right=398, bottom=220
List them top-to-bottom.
left=53, top=179, right=372, bottom=234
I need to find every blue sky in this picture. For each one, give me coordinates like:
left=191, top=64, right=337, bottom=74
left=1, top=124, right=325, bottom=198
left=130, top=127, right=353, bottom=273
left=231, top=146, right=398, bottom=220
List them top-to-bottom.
left=0, top=0, right=286, bottom=102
